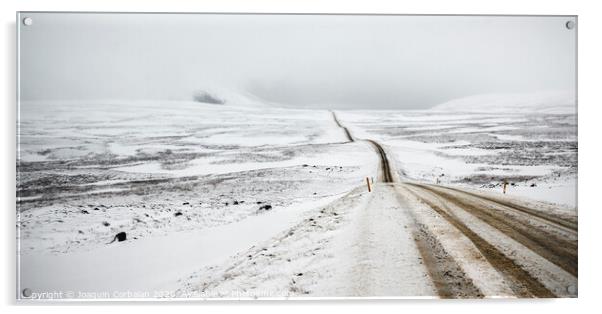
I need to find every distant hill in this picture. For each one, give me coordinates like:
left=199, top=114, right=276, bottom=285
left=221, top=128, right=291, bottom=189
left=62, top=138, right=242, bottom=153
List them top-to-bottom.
left=431, top=91, right=576, bottom=114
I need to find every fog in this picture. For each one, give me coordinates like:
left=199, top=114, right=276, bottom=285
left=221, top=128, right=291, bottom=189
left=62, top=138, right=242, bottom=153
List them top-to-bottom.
left=19, top=13, right=576, bottom=109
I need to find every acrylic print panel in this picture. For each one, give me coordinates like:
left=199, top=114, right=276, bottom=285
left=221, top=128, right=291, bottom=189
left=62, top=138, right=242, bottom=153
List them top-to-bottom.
left=16, top=12, right=577, bottom=300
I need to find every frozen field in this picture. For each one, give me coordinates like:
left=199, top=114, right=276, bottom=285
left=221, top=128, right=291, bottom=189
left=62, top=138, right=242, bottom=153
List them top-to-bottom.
left=17, top=99, right=577, bottom=299
left=17, top=101, right=381, bottom=296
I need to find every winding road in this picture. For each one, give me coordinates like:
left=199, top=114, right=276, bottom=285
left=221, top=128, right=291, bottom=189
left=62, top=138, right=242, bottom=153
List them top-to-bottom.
left=330, top=111, right=577, bottom=298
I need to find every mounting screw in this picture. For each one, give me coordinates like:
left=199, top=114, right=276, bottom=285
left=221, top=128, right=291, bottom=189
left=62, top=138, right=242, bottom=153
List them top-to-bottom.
left=22, top=17, right=33, bottom=26
left=565, top=20, right=575, bottom=30
left=567, top=284, right=577, bottom=294
left=22, top=288, right=32, bottom=298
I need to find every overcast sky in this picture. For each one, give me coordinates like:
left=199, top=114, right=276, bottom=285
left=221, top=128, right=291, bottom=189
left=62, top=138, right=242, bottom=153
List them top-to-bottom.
left=19, top=13, right=576, bottom=109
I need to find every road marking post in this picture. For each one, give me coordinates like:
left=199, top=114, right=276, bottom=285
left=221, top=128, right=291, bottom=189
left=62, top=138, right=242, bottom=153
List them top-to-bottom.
left=366, top=177, right=372, bottom=192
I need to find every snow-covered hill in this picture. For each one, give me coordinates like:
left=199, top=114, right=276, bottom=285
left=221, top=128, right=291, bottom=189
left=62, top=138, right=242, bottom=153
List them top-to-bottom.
left=431, top=91, right=576, bottom=114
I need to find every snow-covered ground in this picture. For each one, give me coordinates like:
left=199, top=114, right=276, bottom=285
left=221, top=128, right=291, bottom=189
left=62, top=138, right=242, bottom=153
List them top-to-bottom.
left=17, top=94, right=577, bottom=299
left=17, top=101, right=382, bottom=298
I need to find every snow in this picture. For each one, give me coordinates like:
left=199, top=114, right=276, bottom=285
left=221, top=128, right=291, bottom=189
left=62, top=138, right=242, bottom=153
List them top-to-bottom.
left=431, top=90, right=576, bottom=114
left=17, top=97, right=577, bottom=299
left=17, top=100, right=386, bottom=299
left=18, top=101, right=349, bottom=164
left=114, top=144, right=375, bottom=178
left=494, top=176, right=577, bottom=209
left=320, top=184, right=436, bottom=297
left=174, top=186, right=373, bottom=298
left=20, top=196, right=341, bottom=298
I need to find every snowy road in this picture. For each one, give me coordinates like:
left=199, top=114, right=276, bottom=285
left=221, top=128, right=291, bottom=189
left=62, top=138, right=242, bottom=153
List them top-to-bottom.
left=336, top=111, right=578, bottom=297
left=175, top=113, right=577, bottom=298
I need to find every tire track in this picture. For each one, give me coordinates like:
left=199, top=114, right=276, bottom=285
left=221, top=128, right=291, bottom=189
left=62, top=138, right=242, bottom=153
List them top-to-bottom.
left=408, top=183, right=577, bottom=277
left=403, top=184, right=556, bottom=298
left=400, top=194, right=484, bottom=298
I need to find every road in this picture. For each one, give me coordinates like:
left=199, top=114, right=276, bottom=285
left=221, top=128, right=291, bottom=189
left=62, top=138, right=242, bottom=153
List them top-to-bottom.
left=329, top=111, right=577, bottom=298
left=330, top=111, right=394, bottom=183
left=331, top=111, right=354, bottom=143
